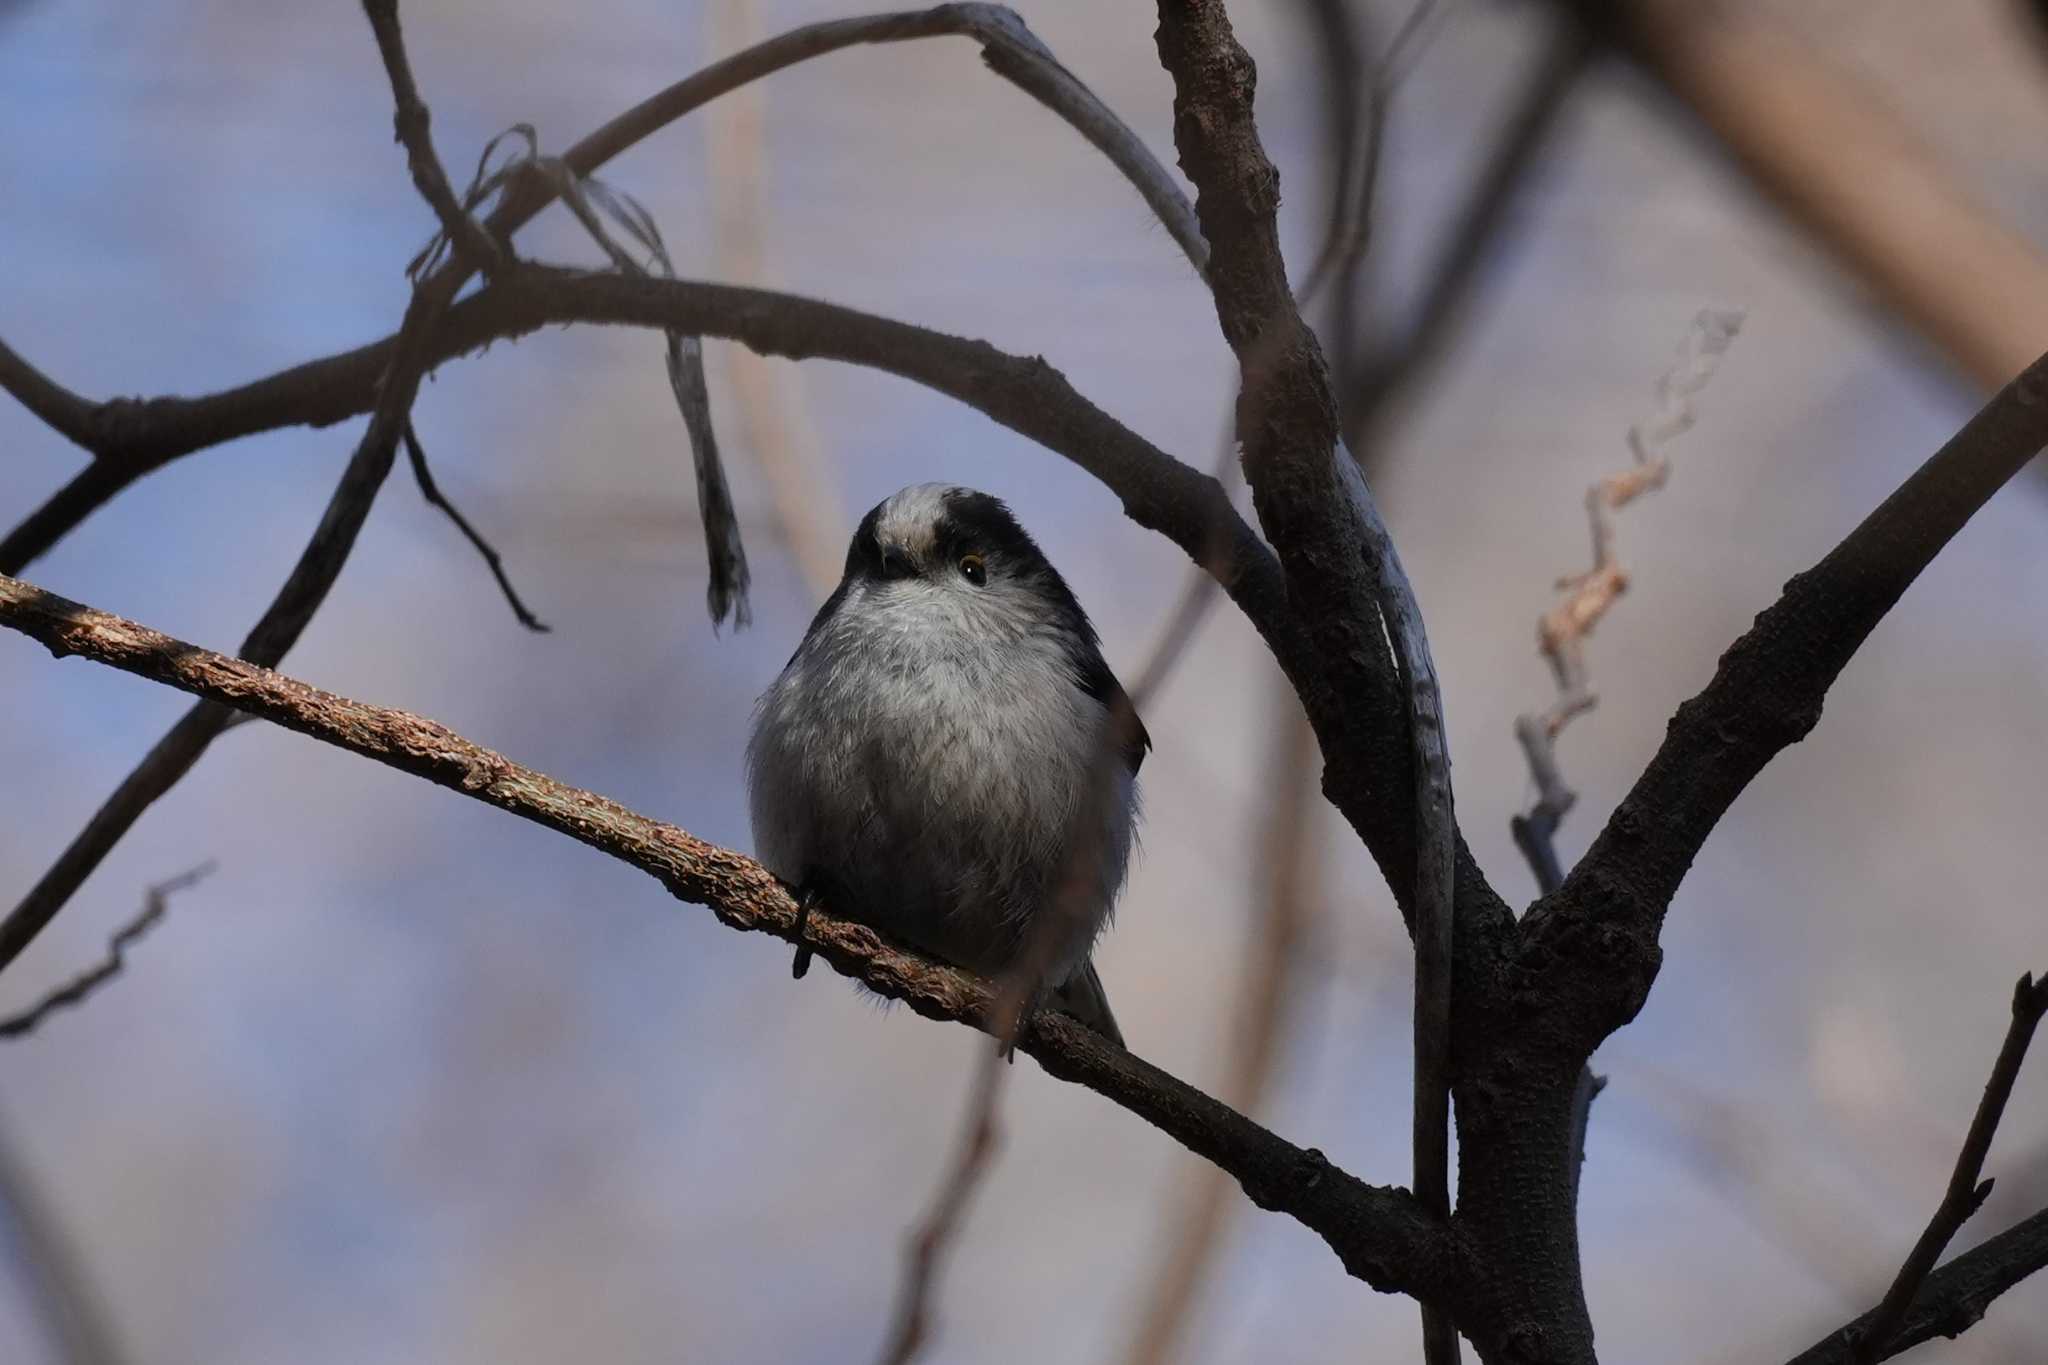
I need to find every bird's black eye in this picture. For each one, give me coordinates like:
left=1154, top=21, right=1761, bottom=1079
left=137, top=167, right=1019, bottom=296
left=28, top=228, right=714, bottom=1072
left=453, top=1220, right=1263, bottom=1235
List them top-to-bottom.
left=958, top=552, right=987, bottom=586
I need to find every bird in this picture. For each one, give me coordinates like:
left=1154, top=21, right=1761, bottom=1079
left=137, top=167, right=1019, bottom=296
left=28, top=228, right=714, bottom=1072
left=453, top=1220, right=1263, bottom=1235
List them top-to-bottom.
left=746, top=482, right=1146, bottom=1047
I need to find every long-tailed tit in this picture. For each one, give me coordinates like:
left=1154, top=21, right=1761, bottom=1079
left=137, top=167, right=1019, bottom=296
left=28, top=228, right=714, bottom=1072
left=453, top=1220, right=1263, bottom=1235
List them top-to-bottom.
left=747, top=483, right=1145, bottom=1044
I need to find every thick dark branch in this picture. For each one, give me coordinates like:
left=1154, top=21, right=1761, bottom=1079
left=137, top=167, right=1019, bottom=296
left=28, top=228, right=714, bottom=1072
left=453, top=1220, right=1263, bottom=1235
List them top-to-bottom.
left=1, top=3, right=1197, bottom=574
left=1150, top=8, right=1472, bottom=1362
left=1522, top=348, right=2048, bottom=1056
left=0, top=572, right=1461, bottom=1307
left=1849, top=973, right=2048, bottom=1363
left=1787, top=1206, right=2048, bottom=1365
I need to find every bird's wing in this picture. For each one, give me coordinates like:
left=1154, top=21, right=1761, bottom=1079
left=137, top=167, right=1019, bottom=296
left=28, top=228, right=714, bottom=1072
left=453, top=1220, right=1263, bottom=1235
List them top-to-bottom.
left=1073, top=651, right=1151, bottom=776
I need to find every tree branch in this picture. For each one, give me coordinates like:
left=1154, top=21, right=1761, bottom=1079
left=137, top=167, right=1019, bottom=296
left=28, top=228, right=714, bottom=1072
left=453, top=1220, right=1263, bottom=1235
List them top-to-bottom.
left=0, top=0, right=471, bottom=976
left=361, top=0, right=505, bottom=275
left=1, top=3, right=1200, bottom=574
left=1150, top=6, right=1469, bottom=1360
left=1350, top=22, right=1594, bottom=418
left=1523, top=345, right=2048, bottom=1058
left=401, top=421, right=550, bottom=632
left=0, top=570, right=1462, bottom=1307
left=0, top=863, right=213, bottom=1039
left=1848, top=973, right=2048, bottom=1363
left=1787, top=1205, right=2048, bottom=1365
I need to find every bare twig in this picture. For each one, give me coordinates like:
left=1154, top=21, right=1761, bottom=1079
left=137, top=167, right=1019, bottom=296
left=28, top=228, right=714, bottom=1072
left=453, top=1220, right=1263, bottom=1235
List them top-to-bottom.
left=0, top=0, right=469, bottom=977
left=361, top=0, right=505, bottom=275
left=1294, top=0, right=1444, bottom=319
left=0, top=3, right=1204, bottom=575
left=1350, top=22, right=1594, bottom=417
left=18, top=262, right=1307, bottom=715
left=1510, top=307, right=1743, bottom=891
left=402, top=421, right=549, bottom=632
left=0, top=570, right=1461, bottom=1305
left=1119, top=692, right=1317, bottom=1365
left=0, top=863, right=214, bottom=1039
left=1846, top=973, right=2048, bottom=1363
left=1787, top=1205, right=2048, bottom=1365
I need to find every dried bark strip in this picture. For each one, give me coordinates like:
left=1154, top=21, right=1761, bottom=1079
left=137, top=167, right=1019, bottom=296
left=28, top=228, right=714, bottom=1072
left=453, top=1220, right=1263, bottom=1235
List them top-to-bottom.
left=1525, top=346, right=2048, bottom=1057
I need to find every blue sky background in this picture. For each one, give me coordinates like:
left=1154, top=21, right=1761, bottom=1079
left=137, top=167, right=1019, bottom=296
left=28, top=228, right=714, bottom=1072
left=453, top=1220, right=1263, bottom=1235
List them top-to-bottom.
left=2, top=1, right=2047, bottom=1361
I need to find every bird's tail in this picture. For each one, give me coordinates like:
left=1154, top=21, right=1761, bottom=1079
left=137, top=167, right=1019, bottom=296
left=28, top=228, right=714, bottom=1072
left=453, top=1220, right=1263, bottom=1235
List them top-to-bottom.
left=1052, top=960, right=1124, bottom=1048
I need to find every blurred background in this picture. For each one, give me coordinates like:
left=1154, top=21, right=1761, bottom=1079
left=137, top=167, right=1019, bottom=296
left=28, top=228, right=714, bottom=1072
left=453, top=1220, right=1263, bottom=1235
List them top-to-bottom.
left=4, top=1, right=2048, bottom=1360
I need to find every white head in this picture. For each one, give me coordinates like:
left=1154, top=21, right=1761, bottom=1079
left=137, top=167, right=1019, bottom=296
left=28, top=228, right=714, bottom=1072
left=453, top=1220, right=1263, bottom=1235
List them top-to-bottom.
left=809, top=482, right=1097, bottom=648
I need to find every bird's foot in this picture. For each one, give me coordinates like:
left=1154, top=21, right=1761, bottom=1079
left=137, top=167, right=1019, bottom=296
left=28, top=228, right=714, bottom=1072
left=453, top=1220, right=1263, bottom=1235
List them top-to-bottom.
left=790, top=882, right=820, bottom=979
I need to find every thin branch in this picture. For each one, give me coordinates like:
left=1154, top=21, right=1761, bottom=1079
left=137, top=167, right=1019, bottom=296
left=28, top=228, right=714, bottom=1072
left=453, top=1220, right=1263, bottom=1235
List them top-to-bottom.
left=361, top=0, right=506, bottom=275
left=1294, top=0, right=1444, bottom=375
left=0, top=1, right=472, bottom=977
left=0, top=3, right=1202, bottom=574
left=1350, top=22, right=1594, bottom=417
left=17, top=262, right=1308, bottom=754
left=387, top=265, right=1311, bottom=683
left=1510, top=307, right=1742, bottom=891
left=1524, top=342, right=2048, bottom=1059
left=401, top=421, right=550, bottom=632
left=0, top=570, right=1462, bottom=1306
left=0, top=863, right=214, bottom=1039
left=1848, top=973, right=2048, bottom=1364
left=1786, top=1206, right=2048, bottom=1365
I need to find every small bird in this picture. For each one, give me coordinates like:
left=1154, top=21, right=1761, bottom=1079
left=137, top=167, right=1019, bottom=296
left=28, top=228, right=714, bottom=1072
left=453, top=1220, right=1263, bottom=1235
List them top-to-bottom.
left=747, top=483, right=1146, bottom=1046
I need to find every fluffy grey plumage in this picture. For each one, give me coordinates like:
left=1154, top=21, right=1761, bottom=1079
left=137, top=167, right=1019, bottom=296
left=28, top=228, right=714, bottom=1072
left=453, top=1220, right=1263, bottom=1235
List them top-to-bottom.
left=747, top=483, right=1146, bottom=1045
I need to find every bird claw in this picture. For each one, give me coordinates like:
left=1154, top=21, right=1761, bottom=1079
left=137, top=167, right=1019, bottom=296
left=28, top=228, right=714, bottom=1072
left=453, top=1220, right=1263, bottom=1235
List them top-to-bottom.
left=790, top=882, right=819, bottom=979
